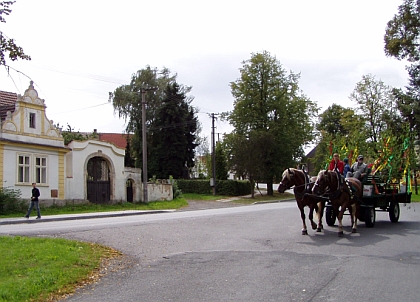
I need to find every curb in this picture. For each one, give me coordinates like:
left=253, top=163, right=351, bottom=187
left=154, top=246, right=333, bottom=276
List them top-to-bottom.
left=252, top=198, right=295, bottom=205
left=0, top=210, right=175, bottom=226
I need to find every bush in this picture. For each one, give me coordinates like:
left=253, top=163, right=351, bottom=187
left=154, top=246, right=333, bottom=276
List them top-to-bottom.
left=169, top=176, right=182, bottom=199
left=177, top=179, right=251, bottom=196
left=215, top=179, right=252, bottom=196
left=0, top=187, right=26, bottom=215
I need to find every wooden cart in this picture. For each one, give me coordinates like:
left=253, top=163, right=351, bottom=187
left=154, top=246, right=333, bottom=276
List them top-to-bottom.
left=325, top=174, right=412, bottom=228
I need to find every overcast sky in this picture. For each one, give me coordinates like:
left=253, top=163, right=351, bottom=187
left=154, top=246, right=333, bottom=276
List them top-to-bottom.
left=0, top=0, right=409, bottom=145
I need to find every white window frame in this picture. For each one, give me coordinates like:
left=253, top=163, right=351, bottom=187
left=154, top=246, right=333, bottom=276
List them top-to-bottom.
left=29, top=112, right=36, bottom=128
left=16, top=153, right=49, bottom=185
left=17, top=154, right=31, bottom=184
left=35, top=155, right=48, bottom=184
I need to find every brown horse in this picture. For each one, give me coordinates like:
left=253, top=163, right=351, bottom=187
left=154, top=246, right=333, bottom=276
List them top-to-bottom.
left=278, top=168, right=325, bottom=235
left=312, top=170, right=362, bottom=236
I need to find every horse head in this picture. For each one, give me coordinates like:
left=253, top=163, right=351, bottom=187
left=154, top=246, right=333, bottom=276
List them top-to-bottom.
left=278, top=168, right=295, bottom=193
left=278, top=168, right=309, bottom=193
left=312, top=170, right=329, bottom=195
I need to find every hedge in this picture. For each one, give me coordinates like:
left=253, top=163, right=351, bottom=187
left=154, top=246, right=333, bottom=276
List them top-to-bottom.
left=177, top=179, right=252, bottom=196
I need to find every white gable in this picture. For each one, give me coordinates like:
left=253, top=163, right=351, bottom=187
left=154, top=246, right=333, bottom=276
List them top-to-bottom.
left=0, top=81, right=64, bottom=148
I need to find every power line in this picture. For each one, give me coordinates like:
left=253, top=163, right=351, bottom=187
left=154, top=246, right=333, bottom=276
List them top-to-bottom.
left=33, top=65, right=128, bottom=84
left=50, top=102, right=111, bottom=115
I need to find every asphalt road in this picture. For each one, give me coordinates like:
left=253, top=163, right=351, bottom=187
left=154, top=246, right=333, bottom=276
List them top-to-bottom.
left=2, top=201, right=420, bottom=302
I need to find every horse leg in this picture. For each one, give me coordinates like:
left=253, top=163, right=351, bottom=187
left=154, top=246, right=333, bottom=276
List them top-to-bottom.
left=316, top=201, right=324, bottom=232
left=347, top=202, right=354, bottom=230
left=351, top=203, right=358, bottom=233
left=308, top=204, right=317, bottom=230
left=299, top=205, right=308, bottom=235
left=337, top=205, right=345, bottom=237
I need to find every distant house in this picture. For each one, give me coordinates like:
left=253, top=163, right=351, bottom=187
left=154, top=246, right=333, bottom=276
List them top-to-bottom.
left=0, top=82, right=171, bottom=204
left=303, top=146, right=317, bottom=175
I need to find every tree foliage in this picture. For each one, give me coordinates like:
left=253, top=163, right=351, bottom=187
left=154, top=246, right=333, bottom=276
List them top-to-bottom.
left=384, top=0, right=420, bottom=137
left=384, top=0, right=420, bottom=63
left=0, top=1, right=31, bottom=66
left=227, top=51, right=318, bottom=195
left=110, top=66, right=199, bottom=179
left=349, top=74, right=401, bottom=148
left=315, top=75, right=411, bottom=183
left=148, top=82, right=198, bottom=179
left=314, top=104, right=364, bottom=170
left=56, top=124, right=98, bottom=145
left=215, top=141, right=228, bottom=180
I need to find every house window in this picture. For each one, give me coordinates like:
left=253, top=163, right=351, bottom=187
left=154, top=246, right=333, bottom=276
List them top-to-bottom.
left=29, top=112, right=36, bottom=128
left=17, top=154, right=48, bottom=184
left=18, top=155, right=30, bottom=183
left=35, top=156, right=47, bottom=184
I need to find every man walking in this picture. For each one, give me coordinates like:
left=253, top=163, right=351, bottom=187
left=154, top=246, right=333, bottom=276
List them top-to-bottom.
left=25, top=183, right=41, bottom=219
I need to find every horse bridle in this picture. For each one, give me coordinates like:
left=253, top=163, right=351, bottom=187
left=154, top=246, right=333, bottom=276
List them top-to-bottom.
left=280, top=168, right=312, bottom=191
left=313, top=171, right=329, bottom=193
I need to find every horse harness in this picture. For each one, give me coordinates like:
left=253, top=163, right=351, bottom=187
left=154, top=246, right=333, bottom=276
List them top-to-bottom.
left=292, top=169, right=314, bottom=201
left=326, top=171, right=355, bottom=200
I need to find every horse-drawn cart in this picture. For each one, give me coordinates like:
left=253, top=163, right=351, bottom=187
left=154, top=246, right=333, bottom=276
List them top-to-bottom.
left=325, top=174, right=412, bottom=228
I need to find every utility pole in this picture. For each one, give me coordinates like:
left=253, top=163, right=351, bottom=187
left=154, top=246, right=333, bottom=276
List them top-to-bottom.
left=141, top=87, right=157, bottom=203
left=211, top=113, right=218, bottom=195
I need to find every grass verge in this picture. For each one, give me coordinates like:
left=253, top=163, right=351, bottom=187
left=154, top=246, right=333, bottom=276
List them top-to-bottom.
left=0, top=198, right=188, bottom=219
left=0, top=236, right=120, bottom=302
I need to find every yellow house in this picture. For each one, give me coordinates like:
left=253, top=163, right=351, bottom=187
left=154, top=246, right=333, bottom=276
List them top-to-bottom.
left=0, top=81, right=70, bottom=202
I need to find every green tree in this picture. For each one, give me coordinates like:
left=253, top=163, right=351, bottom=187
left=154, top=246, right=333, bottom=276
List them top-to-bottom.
left=384, top=0, right=420, bottom=137
left=384, top=0, right=420, bottom=63
left=0, top=1, right=31, bottom=66
left=227, top=51, right=318, bottom=195
left=109, top=66, right=185, bottom=169
left=349, top=74, right=401, bottom=154
left=314, top=76, right=408, bottom=179
left=147, top=82, right=198, bottom=179
left=315, top=104, right=364, bottom=169
left=317, top=104, right=352, bottom=137
left=56, top=124, right=98, bottom=145
left=224, top=132, right=260, bottom=197
left=124, top=138, right=135, bottom=168
left=215, top=141, right=228, bottom=180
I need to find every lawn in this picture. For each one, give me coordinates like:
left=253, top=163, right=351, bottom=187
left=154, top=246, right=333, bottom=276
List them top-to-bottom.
left=0, top=198, right=189, bottom=219
left=0, top=236, right=119, bottom=302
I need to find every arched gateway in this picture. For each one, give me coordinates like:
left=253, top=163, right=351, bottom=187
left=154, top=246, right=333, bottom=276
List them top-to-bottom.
left=87, top=156, right=110, bottom=203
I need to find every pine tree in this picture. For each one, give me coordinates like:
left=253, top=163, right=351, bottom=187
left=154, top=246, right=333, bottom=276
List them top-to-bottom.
left=148, top=83, right=198, bottom=179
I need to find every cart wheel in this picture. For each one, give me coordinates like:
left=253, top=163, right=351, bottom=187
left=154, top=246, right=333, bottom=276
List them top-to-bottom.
left=389, top=201, right=400, bottom=223
left=326, top=206, right=336, bottom=226
left=364, top=207, right=375, bottom=228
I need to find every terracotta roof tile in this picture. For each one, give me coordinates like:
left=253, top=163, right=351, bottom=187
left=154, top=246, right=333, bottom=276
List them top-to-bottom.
left=0, top=90, right=17, bottom=122
left=98, top=133, right=131, bottom=149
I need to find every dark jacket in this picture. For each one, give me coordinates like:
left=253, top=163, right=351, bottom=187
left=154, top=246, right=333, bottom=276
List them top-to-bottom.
left=32, top=187, right=40, bottom=201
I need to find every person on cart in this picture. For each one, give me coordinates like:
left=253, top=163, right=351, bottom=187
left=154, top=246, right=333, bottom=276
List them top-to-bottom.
left=328, top=153, right=345, bottom=185
left=328, top=153, right=344, bottom=175
left=346, top=155, right=368, bottom=181
left=343, top=158, right=351, bottom=177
